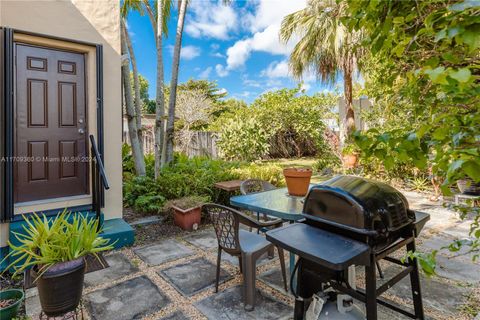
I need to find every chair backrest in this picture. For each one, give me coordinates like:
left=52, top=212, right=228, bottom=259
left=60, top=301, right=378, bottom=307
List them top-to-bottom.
left=240, top=179, right=276, bottom=195
left=202, top=204, right=241, bottom=254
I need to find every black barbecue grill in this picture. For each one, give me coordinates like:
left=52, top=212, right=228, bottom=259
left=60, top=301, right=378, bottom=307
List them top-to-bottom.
left=266, top=175, right=430, bottom=320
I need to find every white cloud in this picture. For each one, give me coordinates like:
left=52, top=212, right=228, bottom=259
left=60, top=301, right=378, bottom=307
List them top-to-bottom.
left=185, top=0, right=238, bottom=40
left=223, top=0, right=307, bottom=70
left=226, top=39, right=252, bottom=70
left=168, top=45, right=201, bottom=60
left=182, top=45, right=201, bottom=60
left=261, top=60, right=290, bottom=78
left=215, top=64, right=229, bottom=77
left=199, top=66, right=212, bottom=79
left=300, top=82, right=311, bottom=92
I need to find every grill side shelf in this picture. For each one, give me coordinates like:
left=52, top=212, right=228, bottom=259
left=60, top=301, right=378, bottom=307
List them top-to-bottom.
left=266, top=223, right=371, bottom=270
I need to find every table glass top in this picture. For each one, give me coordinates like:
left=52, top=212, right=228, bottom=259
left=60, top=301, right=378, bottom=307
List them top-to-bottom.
left=230, top=187, right=308, bottom=221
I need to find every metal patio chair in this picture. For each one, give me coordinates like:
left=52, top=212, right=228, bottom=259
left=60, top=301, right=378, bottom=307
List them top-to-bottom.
left=240, top=179, right=277, bottom=231
left=203, top=203, right=288, bottom=311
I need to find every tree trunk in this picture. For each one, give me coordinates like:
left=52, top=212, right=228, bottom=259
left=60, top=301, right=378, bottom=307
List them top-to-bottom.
left=154, top=0, right=166, bottom=178
left=163, top=0, right=188, bottom=165
left=143, top=1, right=157, bottom=40
left=123, top=18, right=143, bottom=153
left=121, top=22, right=146, bottom=176
left=342, top=54, right=355, bottom=143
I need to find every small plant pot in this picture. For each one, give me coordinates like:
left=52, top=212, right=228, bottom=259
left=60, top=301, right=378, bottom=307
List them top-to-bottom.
left=342, top=153, right=358, bottom=169
left=283, top=167, right=313, bottom=197
left=457, top=178, right=480, bottom=195
left=172, top=205, right=201, bottom=231
left=34, top=257, right=86, bottom=317
left=0, top=289, right=24, bottom=320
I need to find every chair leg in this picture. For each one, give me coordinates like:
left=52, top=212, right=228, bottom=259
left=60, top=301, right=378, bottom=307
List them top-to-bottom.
left=257, top=212, right=260, bottom=234
left=267, top=246, right=275, bottom=259
left=277, top=246, right=288, bottom=292
left=215, top=247, right=222, bottom=293
left=243, top=253, right=256, bottom=311
left=238, top=256, right=243, bottom=274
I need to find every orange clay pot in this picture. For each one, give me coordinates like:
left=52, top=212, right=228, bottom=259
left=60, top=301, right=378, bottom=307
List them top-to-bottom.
left=342, top=153, right=358, bottom=169
left=283, top=167, right=313, bottom=197
left=172, top=206, right=201, bottom=231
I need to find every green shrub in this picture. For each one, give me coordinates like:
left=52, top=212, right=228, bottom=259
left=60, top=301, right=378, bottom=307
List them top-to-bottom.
left=214, top=87, right=339, bottom=161
left=313, top=153, right=341, bottom=173
left=232, top=163, right=285, bottom=186
left=123, top=176, right=165, bottom=213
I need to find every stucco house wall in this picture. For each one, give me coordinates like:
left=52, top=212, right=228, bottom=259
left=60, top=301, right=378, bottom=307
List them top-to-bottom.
left=0, top=0, right=123, bottom=247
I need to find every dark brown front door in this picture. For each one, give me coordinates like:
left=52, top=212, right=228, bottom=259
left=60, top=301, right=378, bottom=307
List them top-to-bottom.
left=14, top=44, right=88, bottom=203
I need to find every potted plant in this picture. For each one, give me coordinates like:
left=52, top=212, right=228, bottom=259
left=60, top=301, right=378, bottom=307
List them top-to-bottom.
left=342, top=143, right=360, bottom=169
left=283, top=167, right=313, bottom=197
left=167, top=195, right=209, bottom=231
left=1, top=210, right=114, bottom=317
left=0, top=289, right=24, bottom=320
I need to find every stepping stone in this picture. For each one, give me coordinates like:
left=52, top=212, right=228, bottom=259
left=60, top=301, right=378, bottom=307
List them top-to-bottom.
left=130, top=215, right=163, bottom=226
left=184, top=229, right=218, bottom=250
left=134, top=239, right=194, bottom=266
left=221, top=251, right=276, bottom=268
left=84, top=252, right=139, bottom=287
left=159, top=257, right=232, bottom=296
left=258, top=264, right=290, bottom=293
left=378, top=265, right=469, bottom=316
left=85, top=276, right=169, bottom=320
left=195, top=285, right=292, bottom=320
left=159, top=310, right=190, bottom=320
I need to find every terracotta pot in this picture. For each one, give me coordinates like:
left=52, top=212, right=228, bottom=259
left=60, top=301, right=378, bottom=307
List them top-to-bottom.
left=342, top=153, right=358, bottom=169
left=283, top=167, right=313, bottom=197
left=173, top=205, right=201, bottom=231
left=34, top=257, right=85, bottom=317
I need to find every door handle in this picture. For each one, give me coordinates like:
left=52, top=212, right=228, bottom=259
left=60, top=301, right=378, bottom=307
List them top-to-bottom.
left=78, top=128, right=85, bottom=134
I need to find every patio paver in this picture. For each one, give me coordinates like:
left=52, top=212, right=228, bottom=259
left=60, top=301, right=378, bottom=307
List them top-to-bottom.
left=183, top=229, right=218, bottom=250
left=133, top=239, right=194, bottom=266
left=84, top=252, right=139, bottom=287
left=159, top=257, right=232, bottom=296
left=258, top=264, right=290, bottom=293
left=378, top=265, right=470, bottom=316
left=85, top=275, right=169, bottom=320
left=194, top=285, right=292, bottom=320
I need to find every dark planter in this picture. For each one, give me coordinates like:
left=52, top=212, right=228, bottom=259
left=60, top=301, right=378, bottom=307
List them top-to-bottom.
left=457, top=178, right=480, bottom=195
left=173, top=205, right=201, bottom=231
left=34, top=257, right=86, bottom=317
left=0, top=289, right=24, bottom=320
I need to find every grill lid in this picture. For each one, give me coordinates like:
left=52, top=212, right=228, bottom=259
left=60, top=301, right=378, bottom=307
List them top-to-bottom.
left=303, top=176, right=414, bottom=237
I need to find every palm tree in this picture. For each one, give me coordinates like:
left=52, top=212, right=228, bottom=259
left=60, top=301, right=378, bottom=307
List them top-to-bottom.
left=163, top=0, right=188, bottom=165
left=280, top=0, right=361, bottom=142
left=121, top=1, right=144, bottom=153
left=121, top=19, right=146, bottom=176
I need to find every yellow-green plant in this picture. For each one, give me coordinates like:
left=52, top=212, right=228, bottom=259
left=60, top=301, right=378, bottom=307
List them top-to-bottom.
left=1, top=209, right=114, bottom=277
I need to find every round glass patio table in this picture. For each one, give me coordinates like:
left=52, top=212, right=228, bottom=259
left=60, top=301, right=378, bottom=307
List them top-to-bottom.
left=230, top=186, right=309, bottom=276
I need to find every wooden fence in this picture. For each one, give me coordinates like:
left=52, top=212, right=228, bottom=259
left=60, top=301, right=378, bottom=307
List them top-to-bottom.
left=123, top=129, right=219, bottom=158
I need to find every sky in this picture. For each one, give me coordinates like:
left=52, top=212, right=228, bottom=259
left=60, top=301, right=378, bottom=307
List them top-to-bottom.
left=127, top=0, right=339, bottom=103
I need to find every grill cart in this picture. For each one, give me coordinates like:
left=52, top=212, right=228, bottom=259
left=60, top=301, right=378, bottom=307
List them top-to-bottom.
left=266, top=175, right=430, bottom=320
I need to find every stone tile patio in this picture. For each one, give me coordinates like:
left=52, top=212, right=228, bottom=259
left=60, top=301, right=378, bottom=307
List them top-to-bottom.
left=25, top=191, right=479, bottom=319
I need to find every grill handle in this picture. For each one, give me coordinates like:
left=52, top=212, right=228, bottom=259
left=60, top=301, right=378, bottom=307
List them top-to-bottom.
left=302, top=213, right=379, bottom=237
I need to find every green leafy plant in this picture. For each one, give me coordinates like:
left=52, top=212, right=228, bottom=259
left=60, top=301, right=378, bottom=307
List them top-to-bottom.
left=232, top=163, right=286, bottom=186
left=409, top=176, right=431, bottom=192
left=164, top=195, right=209, bottom=210
left=1, top=210, right=114, bottom=277
left=402, top=250, right=438, bottom=277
